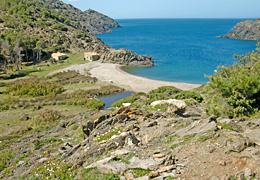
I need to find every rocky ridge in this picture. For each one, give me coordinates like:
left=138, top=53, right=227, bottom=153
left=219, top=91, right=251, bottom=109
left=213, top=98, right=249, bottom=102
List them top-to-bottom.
left=0, top=0, right=154, bottom=67
left=218, top=18, right=260, bottom=41
left=1, top=97, right=260, bottom=180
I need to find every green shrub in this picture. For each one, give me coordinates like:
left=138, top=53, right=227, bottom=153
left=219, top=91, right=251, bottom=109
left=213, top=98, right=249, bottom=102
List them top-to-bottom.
left=52, top=24, right=68, bottom=31
left=204, top=42, right=260, bottom=118
left=7, top=78, right=64, bottom=97
left=146, top=86, right=180, bottom=103
left=174, top=91, right=203, bottom=102
left=86, top=99, right=105, bottom=110
left=32, top=109, right=62, bottom=126
left=0, top=150, right=15, bottom=172
left=15, top=151, right=30, bottom=163
left=31, top=159, right=77, bottom=179
left=131, top=168, right=152, bottom=178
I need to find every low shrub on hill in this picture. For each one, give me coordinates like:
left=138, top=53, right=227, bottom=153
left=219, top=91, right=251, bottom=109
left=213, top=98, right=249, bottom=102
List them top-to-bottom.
left=204, top=42, right=260, bottom=118
left=6, top=77, right=64, bottom=97
left=147, top=86, right=180, bottom=100
left=174, top=91, right=203, bottom=102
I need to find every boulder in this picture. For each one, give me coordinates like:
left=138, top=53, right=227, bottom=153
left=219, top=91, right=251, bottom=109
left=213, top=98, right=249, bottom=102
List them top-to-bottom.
left=151, top=99, right=187, bottom=110
left=82, top=121, right=94, bottom=137
left=128, top=157, right=159, bottom=170
left=97, top=161, right=127, bottom=174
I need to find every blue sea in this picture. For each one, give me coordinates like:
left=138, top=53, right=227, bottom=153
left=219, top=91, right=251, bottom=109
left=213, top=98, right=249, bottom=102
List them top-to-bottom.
left=97, top=19, right=258, bottom=84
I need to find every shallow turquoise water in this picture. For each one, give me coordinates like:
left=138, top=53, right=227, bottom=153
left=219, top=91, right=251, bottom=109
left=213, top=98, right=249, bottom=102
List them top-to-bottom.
left=97, top=19, right=258, bottom=84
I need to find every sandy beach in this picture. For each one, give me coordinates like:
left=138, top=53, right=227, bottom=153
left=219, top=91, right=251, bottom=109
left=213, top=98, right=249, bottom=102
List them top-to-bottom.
left=50, top=62, right=202, bottom=93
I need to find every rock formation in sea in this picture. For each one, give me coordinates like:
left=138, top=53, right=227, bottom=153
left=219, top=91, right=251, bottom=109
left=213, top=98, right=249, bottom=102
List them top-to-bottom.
left=218, top=18, right=260, bottom=41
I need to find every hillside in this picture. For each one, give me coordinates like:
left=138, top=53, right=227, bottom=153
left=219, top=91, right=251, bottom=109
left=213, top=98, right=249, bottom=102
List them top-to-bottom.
left=0, top=0, right=153, bottom=68
left=218, top=18, right=260, bottom=41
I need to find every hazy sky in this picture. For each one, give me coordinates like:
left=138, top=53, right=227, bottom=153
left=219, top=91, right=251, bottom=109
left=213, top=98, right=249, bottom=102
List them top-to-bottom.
left=61, top=0, right=260, bottom=19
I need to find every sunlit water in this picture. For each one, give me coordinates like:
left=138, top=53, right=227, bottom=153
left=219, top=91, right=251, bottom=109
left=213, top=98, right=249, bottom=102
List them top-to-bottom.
left=97, top=19, right=257, bottom=84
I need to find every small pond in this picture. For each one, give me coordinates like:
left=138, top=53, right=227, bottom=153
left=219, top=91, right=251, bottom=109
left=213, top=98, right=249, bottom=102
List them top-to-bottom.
left=97, top=91, right=134, bottom=109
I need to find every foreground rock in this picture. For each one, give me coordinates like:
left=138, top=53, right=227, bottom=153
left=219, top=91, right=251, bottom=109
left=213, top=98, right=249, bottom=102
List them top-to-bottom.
left=218, top=18, right=260, bottom=41
left=1, top=99, right=260, bottom=180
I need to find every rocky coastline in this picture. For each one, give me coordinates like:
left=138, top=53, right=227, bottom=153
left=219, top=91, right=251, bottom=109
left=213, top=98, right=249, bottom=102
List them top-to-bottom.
left=218, top=18, right=260, bottom=41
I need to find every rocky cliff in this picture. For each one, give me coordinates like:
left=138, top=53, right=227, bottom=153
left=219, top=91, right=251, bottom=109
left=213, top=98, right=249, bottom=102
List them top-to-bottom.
left=218, top=18, right=260, bottom=41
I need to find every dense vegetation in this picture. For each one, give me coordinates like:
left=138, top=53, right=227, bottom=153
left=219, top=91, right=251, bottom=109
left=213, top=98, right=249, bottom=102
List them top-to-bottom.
left=0, top=0, right=119, bottom=73
left=203, top=42, right=260, bottom=118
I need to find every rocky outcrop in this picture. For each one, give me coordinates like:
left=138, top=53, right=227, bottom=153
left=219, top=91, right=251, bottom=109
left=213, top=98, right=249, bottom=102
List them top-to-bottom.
left=83, top=9, right=122, bottom=34
left=218, top=18, right=260, bottom=41
left=100, top=48, right=154, bottom=67
left=3, top=97, right=260, bottom=180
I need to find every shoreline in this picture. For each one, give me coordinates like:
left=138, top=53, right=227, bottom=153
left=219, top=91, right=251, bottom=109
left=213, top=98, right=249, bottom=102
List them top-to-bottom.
left=50, top=62, right=203, bottom=93
left=117, top=65, right=203, bottom=86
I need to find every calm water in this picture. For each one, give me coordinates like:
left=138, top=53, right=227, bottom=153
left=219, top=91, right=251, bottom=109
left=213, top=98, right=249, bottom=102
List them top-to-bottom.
left=97, top=19, right=258, bottom=84
left=97, top=91, right=134, bottom=109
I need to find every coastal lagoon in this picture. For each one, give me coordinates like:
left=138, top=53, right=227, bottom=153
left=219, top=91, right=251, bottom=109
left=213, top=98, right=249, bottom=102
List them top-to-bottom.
left=97, top=19, right=258, bottom=84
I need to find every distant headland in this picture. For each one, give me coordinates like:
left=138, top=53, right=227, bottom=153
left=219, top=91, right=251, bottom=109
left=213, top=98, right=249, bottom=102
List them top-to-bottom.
left=218, top=18, right=260, bottom=41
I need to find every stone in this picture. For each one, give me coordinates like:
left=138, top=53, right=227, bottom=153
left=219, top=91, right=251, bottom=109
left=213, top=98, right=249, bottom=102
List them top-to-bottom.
left=150, top=99, right=187, bottom=110
left=183, top=111, right=201, bottom=117
left=20, top=114, right=29, bottom=121
left=94, top=115, right=107, bottom=128
left=174, top=119, right=216, bottom=137
left=218, top=119, right=233, bottom=124
left=147, top=121, right=158, bottom=127
left=124, top=124, right=140, bottom=132
left=55, top=125, right=65, bottom=132
left=227, top=138, right=255, bottom=152
left=60, top=143, right=81, bottom=160
left=174, top=145, right=183, bottom=153
left=111, top=149, right=130, bottom=156
left=153, top=154, right=165, bottom=158
left=85, top=156, right=117, bottom=169
left=128, top=157, right=159, bottom=170
left=37, top=158, right=48, bottom=163
left=218, top=160, right=226, bottom=166
left=97, top=161, right=127, bottom=174
left=158, top=165, right=176, bottom=173
left=244, top=167, right=254, bottom=179
left=148, top=171, right=159, bottom=178
left=125, top=172, right=134, bottom=180
left=236, top=173, right=244, bottom=180
left=133, top=176, right=149, bottom=180
left=209, top=176, right=219, bottom=180
left=120, top=177, right=127, bottom=180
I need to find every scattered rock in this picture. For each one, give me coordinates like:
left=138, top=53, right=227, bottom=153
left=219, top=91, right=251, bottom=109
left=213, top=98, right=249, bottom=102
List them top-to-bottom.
left=128, top=157, right=159, bottom=171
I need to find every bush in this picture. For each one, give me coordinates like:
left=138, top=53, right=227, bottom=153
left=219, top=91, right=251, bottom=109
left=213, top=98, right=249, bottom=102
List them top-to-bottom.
left=52, top=24, right=68, bottom=31
left=205, top=43, right=260, bottom=118
left=7, top=78, right=64, bottom=97
left=147, top=86, right=180, bottom=100
left=174, top=91, right=203, bottom=102
left=32, top=109, right=62, bottom=126
left=0, top=150, right=15, bottom=172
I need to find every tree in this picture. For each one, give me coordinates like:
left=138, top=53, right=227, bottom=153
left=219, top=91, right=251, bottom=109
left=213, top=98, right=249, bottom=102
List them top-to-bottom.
left=13, top=38, right=22, bottom=72
left=36, top=39, right=45, bottom=62
left=1, top=41, right=11, bottom=73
